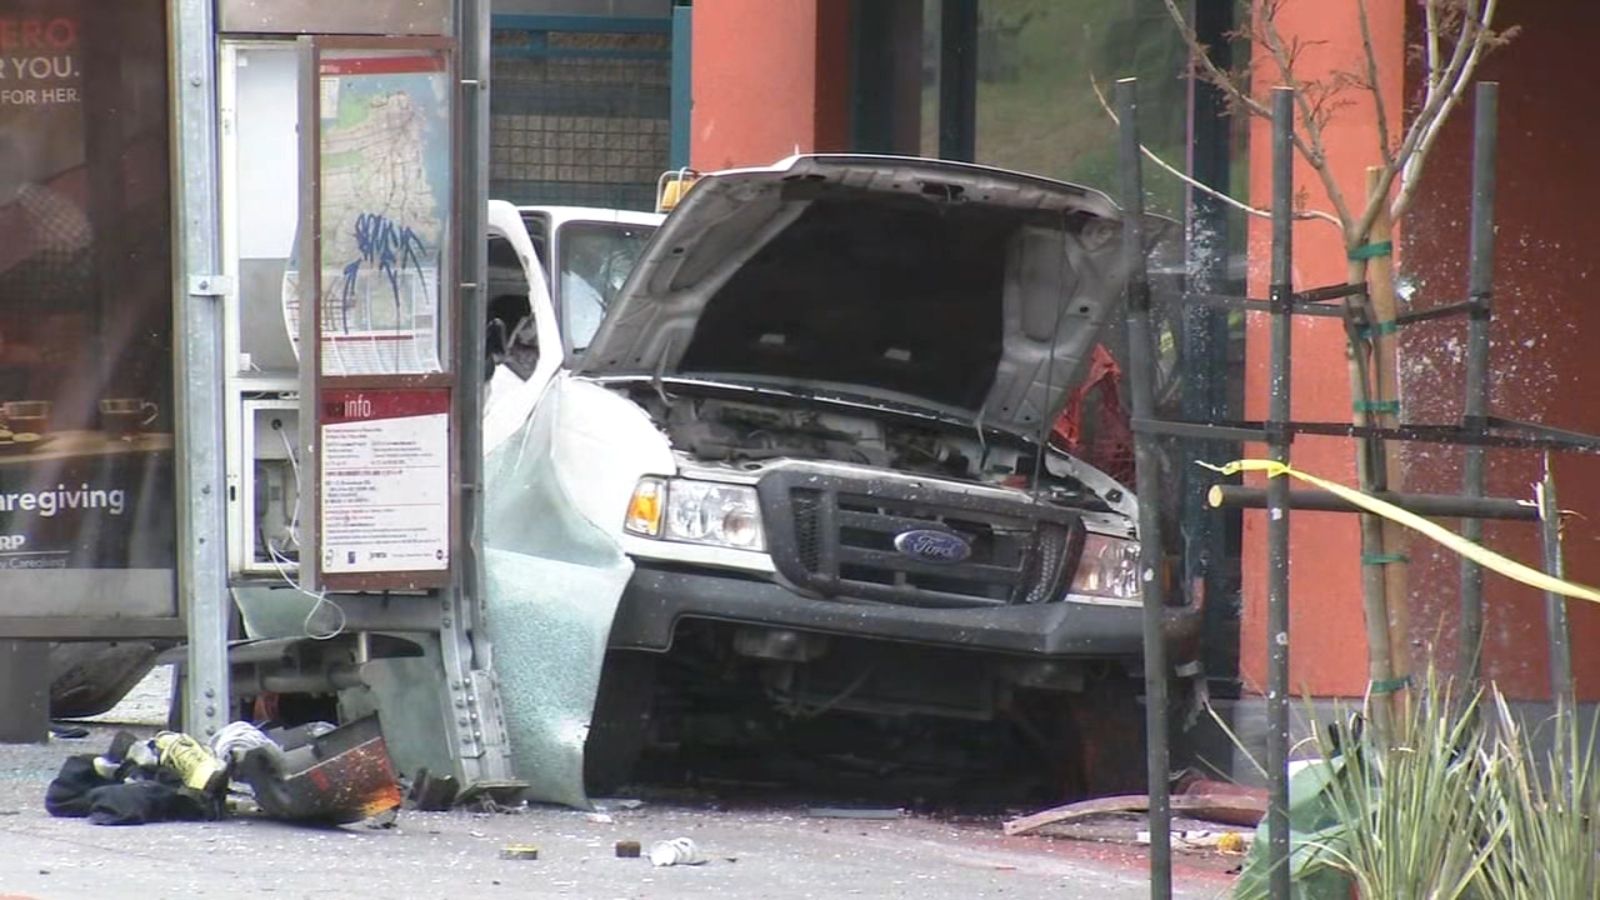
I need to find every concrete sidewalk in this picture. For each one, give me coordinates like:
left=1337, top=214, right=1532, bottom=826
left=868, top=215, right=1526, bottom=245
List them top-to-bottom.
left=0, top=676, right=1236, bottom=900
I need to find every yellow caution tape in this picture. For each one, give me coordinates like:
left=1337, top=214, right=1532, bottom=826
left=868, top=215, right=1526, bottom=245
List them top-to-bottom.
left=1201, top=459, right=1600, bottom=604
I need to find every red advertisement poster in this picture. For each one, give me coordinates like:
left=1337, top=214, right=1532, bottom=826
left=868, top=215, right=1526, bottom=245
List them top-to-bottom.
left=0, top=0, right=175, bottom=618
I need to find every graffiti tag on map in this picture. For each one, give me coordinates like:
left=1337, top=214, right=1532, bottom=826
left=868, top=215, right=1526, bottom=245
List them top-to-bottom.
left=282, top=50, right=450, bottom=376
left=341, top=212, right=428, bottom=332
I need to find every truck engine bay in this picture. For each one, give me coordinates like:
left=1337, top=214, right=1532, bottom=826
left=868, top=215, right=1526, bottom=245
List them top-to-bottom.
left=632, top=388, right=1119, bottom=514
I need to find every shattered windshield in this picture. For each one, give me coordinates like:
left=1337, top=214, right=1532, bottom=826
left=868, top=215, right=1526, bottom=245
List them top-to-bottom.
left=559, top=221, right=655, bottom=352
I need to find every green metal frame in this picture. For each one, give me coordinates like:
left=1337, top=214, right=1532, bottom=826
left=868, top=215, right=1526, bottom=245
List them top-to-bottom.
left=671, top=4, right=692, bottom=170
left=489, top=13, right=671, bottom=60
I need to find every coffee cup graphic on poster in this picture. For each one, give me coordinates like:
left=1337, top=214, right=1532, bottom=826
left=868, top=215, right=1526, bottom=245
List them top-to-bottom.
left=100, top=398, right=157, bottom=438
left=3, top=399, right=50, bottom=434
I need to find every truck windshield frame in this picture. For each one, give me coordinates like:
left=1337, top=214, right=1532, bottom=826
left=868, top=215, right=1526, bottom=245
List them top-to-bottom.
left=558, top=220, right=656, bottom=354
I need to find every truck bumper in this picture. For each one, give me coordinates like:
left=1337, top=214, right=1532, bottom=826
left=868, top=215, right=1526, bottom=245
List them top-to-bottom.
left=609, top=564, right=1203, bottom=661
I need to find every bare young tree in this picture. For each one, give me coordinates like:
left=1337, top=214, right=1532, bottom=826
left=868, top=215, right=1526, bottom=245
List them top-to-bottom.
left=1115, top=0, right=1514, bottom=744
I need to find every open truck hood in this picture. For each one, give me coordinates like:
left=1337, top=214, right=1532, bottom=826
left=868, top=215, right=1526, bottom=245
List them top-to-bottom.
left=577, top=154, right=1144, bottom=435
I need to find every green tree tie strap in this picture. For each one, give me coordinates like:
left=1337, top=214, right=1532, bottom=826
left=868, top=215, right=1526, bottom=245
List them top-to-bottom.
left=1348, top=240, right=1394, bottom=260
left=1359, top=320, right=1399, bottom=338
left=1353, top=399, right=1401, bottom=414
left=1362, top=552, right=1410, bottom=566
left=1369, top=675, right=1411, bottom=695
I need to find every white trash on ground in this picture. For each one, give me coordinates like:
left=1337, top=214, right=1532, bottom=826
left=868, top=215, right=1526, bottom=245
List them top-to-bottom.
left=649, top=837, right=706, bottom=867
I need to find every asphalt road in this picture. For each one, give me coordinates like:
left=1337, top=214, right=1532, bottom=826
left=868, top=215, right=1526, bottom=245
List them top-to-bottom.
left=0, top=672, right=1237, bottom=900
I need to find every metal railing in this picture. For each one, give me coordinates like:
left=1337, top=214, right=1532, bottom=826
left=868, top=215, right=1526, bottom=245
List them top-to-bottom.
left=1116, top=77, right=1600, bottom=899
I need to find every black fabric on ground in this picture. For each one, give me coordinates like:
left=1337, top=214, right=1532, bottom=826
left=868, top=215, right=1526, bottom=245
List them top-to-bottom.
left=46, top=731, right=221, bottom=825
left=45, top=755, right=114, bottom=818
left=85, top=780, right=217, bottom=826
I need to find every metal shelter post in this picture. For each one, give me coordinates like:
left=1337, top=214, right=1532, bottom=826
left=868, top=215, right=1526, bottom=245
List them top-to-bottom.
left=172, top=0, right=230, bottom=741
left=441, top=0, right=517, bottom=787
left=457, top=0, right=490, bottom=677
left=1116, top=78, right=1172, bottom=900
left=1458, top=82, right=1498, bottom=685
left=1265, top=87, right=1295, bottom=900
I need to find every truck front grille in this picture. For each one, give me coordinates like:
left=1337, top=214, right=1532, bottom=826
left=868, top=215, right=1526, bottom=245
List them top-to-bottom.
left=758, top=467, right=1081, bottom=609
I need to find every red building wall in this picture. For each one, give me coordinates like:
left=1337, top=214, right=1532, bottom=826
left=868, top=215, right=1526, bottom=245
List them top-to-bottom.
left=689, top=0, right=850, bottom=171
left=1239, top=1, right=1407, bottom=698
left=1242, top=2, right=1600, bottom=702
left=1398, top=2, right=1600, bottom=700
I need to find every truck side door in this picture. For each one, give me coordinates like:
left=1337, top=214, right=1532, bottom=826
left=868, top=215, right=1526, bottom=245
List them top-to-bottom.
left=483, top=200, right=561, bottom=454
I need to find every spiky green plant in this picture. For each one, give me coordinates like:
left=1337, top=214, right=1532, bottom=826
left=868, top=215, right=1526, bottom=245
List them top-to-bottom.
left=1225, top=661, right=1600, bottom=899
left=1303, top=666, right=1505, bottom=900
left=1477, top=692, right=1600, bottom=899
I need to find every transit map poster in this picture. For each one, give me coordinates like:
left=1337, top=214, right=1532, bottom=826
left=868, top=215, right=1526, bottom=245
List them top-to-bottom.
left=283, top=47, right=452, bottom=377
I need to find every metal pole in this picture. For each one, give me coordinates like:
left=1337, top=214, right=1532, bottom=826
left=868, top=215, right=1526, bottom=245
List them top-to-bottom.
left=172, top=0, right=230, bottom=740
left=438, top=0, right=517, bottom=788
left=458, top=0, right=489, bottom=661
left=937, top=0, right=977, bottom=162
left=1183, top=0, right=1240, bottom=689
left=1115, top=78, right=1172, bottom=900
left=1459, top=82, right=1498, bottom=685
left=1266, top=87, right=1295, bottom=900
left=1539, top=454, right=1574, bottom=714
left=1208, top=485, right=1540, bottom=522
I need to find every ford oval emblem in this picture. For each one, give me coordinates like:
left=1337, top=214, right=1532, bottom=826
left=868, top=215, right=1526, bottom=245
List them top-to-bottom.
left=893, top=529, right=971, bottom=564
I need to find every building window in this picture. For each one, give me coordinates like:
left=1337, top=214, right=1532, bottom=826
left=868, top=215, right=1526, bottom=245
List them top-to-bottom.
left=912, top=0, right=1250, bottom=685
left=919, top=0, right=1190, bottom=216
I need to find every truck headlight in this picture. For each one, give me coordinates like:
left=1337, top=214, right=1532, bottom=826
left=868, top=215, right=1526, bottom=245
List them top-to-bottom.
left=624, top=477, right=766, bottom=551
left=1069, top=534, right=1141, bottom=600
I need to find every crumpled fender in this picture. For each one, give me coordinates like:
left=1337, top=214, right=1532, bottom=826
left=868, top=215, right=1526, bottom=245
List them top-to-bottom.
left=481, top=371, right=672, bottom=808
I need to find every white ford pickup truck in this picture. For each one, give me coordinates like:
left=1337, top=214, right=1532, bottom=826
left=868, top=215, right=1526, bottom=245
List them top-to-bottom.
left=480, top=154, right=1201, bottom=798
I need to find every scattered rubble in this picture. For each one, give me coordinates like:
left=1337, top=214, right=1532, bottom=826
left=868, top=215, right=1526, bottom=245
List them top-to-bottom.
left=44, top=716, right=403, bottom=828
left=1003, top=788, right=1266, bottom=838
left=806, top=807, right=904, bottom=820
left=1136, top=830, right=1252, bottom=854
left=649, top=837, right=706, bottom=867
left=499, top=844, right=540, bottom=860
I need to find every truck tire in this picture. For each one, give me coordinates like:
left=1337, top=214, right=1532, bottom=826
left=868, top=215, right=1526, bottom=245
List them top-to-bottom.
left=49, top=641, right=171, bottom=720
left=583, top=651, right=658, bottom=794
left=1014, top=671, right=1152, bottom=800
left=1065, top=673, right=1151, bottom=797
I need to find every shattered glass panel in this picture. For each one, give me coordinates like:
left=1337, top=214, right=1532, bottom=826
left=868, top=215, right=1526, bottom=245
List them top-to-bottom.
left=482, top=376, right=632, bottom=809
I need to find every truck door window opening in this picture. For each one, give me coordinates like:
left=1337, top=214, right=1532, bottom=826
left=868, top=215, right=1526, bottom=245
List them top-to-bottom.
left=559, top=221, right=654, bottom=352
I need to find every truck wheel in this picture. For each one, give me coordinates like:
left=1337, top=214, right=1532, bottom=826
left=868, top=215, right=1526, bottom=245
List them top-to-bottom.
left=49, top=641, right=170, bottom=720
left=584, top=651, right=658, bottom=794
left=1015, top=672, right=1152, bottom=800
left=1065, top=673, right=1151, bottom=797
